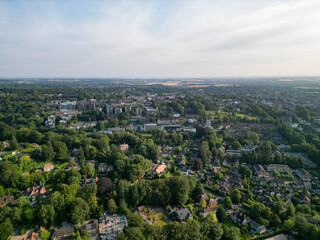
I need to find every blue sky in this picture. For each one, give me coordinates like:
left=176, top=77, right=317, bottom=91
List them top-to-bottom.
left=0, top=0, right=319, bottom=78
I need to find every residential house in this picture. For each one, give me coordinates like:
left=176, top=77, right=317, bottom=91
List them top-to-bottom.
left=120, top=143, right=129, bottom=151
left=42, top=163, right=54, bottom=172
left=98, top=163, right=108, bottom=172
left=152, top=164, right=167, bottom=174
left=266, top=164, right=291, bottom=173
left=254, top=165, right=268, bottom=178
left=179, top=166, right=191, bottom=176
left=296, top=168, right=312, bottom=181
left=25, top=184, right=48, bottom=202
left=0, top=193, right=19, bottom=207
left=199, top=207, right=218, bottom=218
left=170, top=208, right=193, bottom=221
left=99, top=214, right=128, bottom=239
left=82, top=220, right=99, bottom=235
left=250, top=220, right=266, bottom=236
left=52, top=226, right=74, bottom=240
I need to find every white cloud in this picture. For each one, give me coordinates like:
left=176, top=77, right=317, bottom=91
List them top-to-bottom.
left=0, top=0, right=319, bottom=77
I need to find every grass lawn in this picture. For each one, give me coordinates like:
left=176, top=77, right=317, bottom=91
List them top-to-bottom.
left=205, top=110, right=257, bottom=121
left=149, top=212, right=168, bottom=227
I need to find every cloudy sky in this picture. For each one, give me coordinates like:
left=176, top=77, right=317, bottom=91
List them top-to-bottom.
left=0, top=0, right=320, bottom=78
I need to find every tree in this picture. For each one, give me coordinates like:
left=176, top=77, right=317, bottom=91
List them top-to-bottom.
left=9, top=135, right=18, bottom=151
left=53, top=141, right=68, bottom=160
left=231, top=141, right=242, bottom=150
left=41, top=142, right=55, bottom=162
left=78, top=146, right=85, bottom=164
left=193, top=158, right=203, bottom=171
left=81, top=164, right=95, bottom=178
left=238, top=165, right=252, bottom=179
left=215, top=172, right=223, bottom=180
left=170, top=176, right=190, bottom=206
left=97, top=177, right=112, bottom=196
left=192, top=183, right=204, bottom=201
left=230, top=189, right=241, bottom=204
left=224, top=196, right=233, bottom=208
left=70, top=198, right=90, bottom=225
left=108, top=198, right=117, bottom=214
left=273, top=201, right=285, bottom=215
left=286, top=203, right=295, bottom=218
left=38, top=204, right=55, bottom=227
left=216, top=207, right=227, bottom=223
left=127, top=212, right=145, bottom=228
left=295, top=215, right=309, bottom=238
left=0, top=219, right=14, bottom=240
left=185, top=219, right=201, bottom=240
left=283, top=219, right=294, bottom=233
left=200, top=220, right=223, bottom=240
left=164, top=222, right=186, bottom=240
left=222, top=224, right=241, bottom=240
left=124, top=227, right=145, bottom=240
left=39, top=230, right=51, bottom=240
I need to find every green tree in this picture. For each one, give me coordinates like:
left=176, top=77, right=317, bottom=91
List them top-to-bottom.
left=9, top=135, right=18, bottom=151
left=53, top=141, right=68, bottom=160
left=231, top=141, right=242, bottom=150
left=41, top=142, right=55, bottom=162
left=238, top=165, right=252, bottom=179
left=230, top=189, right=241, bottom=204
left=224, top=196, right=233, bottom=208
left=70, top=198, right=90, bottom=225
left=108, top=198, right=117, bottom=214
left=286, top=203, right=295, bottom=218
left=38, top=204, right=55, bottom=227
left=216, top=207, right=227, bottom=223
left=127, top=212, right=145, bottom=228
left=0, top=219, right=14, bottom=240
left=185, top=219, right=201, bottom=240
left=283, top=219, right=294, bottom=234
left=200, top=220, right=223, bottom=240
left=124, top=227, right=145, bottom=240
left=39, top=229, right=51, bottom=240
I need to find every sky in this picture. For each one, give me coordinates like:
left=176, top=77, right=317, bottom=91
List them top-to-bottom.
left=0, top=0, right=320, bottom=78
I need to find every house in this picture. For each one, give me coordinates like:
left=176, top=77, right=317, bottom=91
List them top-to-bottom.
left=2, top=141, right=10, bottom=149
left=120, top=143, right=129, bottom=151
left=86, top=160, right=96, bottom=166
left=42, top=163, right=54, bottom=172
left=98, top=163, right=108, bottom=172
left=152, top=164, right=167, bottom=174
left=266, top=164, right=291, bottom=173
left=254, top=165, right=268, bottom=177
left=179, top=167, right=191, bottom=176
left=296, top=168, right=312, bottom=181
left=81, top=177, right=98, bottom=186
left=260, top=178, right=268, bottom=185
left=25, top=184, right=48, bottom=201
left=0, top=193, right=19, bottom=207
left=200, top=194, right=210, bottom=202
left=208, top=198, right=218, bottom=207
left=199, top=207, right=218, bottom=218
left=171, top=208, right=193, bottom=221
left=229, top=211, right=251, bottom=226
left=99, top=214, right=128, bottom=238
left=82, top=220, right=98, bottom=235
left=250, top=220, right=266, bottom=236
left=52, top=226, right=74, bottom=240
left=10, top=227, right=46, bottom=240
left=265, top=234, right=295, bottom=240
